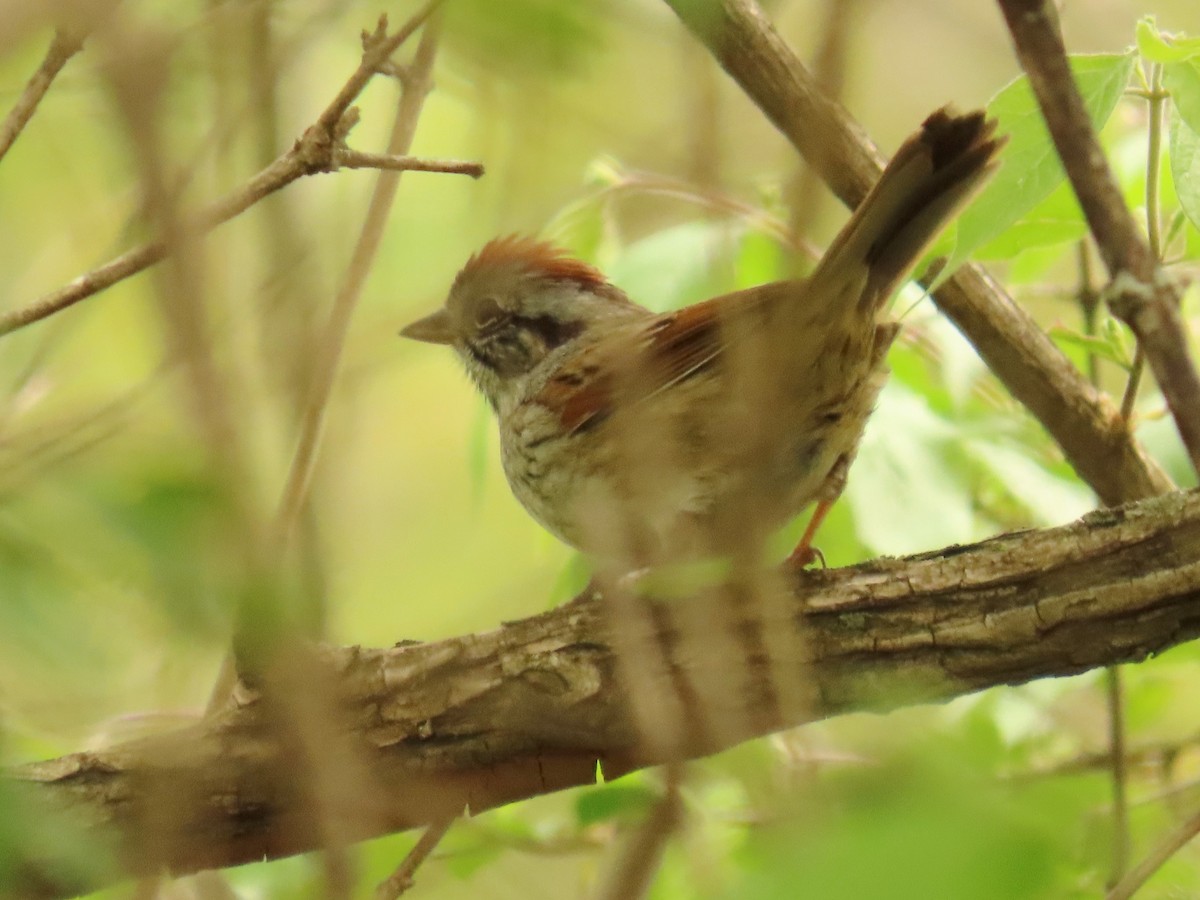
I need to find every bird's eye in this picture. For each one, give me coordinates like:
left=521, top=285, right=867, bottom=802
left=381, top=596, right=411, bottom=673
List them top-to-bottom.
left=473, top=297, right=509, bottom=334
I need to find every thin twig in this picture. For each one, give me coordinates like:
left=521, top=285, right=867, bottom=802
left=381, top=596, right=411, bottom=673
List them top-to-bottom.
left=997, top=0, right=1200, bottom=477
left=315, top=1, right=440, bottom=136
left=0, top=2, right=474, bottom=338
left=274, top=16, right=443, bottom=549
left=0, top=27, right=86, bottom=163
left=1118, top=64, right=1167, bottom=422
left=1145, top=65, right=1166, bottom=263
left=0, top=148, right=476, bottom=337
left=336, top=148, right=483, bottom=176
left=598, top=170, right=821, bottom=260
left=1077, top=240, right=1100, bottom=385
left=1079, top=240, right=1133, bottom=886
left=1119, top=346, right=1145, bottom=420
left=1105, top=667, right=1131, bottom=886
left=594, top=764, right=685, bottom=900
left=1106, top=805, right=1200, bottom=900
left=375, top=817, right=456, bottom=900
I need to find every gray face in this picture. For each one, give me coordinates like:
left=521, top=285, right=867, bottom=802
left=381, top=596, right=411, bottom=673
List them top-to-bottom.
left=402, top=261, right=643, bottom=410
left=401, top=264, right=593, bottom=409
left=450, top=266, right=587, bottom=381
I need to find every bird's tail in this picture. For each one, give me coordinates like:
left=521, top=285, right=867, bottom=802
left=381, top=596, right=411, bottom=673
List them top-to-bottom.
left=807, top=107, right=1005, bottom=313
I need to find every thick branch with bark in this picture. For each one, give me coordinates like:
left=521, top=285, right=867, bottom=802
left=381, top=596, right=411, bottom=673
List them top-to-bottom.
left=663, top=0, right=1172, bottom=506
left=7, top=489, right=1200, bottom=899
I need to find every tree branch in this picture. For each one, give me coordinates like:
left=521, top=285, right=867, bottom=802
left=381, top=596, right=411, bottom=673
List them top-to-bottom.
left=662, top=0, right=1172, bottom=507
left=996, top=0, right=1200, bottom=479
left=0, top=4, right=479, bottom=338
left=275, top=16, right=444, bottom=551
left=0, top=27, right=85, bottom=164
left=334, top=149, right=483, bottom=177
left=7, top=489, right=1200, bottom=899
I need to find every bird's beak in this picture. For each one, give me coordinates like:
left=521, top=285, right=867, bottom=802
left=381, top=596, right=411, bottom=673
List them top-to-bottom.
left=399, top=308, right=456, bottom=345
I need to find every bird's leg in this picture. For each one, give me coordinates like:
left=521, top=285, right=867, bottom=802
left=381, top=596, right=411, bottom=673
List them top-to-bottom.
left=787, top=455, right=851, bottom=568
left=787, top=499, right=832, bottom=568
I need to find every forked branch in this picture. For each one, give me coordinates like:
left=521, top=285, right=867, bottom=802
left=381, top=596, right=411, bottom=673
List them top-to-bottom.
left=997, top=0, right=1200, bottom=478
left=0, top=3, right=480, bottom=338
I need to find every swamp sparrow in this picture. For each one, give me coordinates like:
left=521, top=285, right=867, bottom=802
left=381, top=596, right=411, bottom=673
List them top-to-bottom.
left=402, top=108, right=1003, bottom=567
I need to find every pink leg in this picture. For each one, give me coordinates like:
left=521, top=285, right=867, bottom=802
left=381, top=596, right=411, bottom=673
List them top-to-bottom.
left=787, top=498, right=834, bottom=568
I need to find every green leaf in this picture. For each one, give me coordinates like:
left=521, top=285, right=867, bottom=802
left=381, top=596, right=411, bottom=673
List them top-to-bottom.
left=444, top=0, right=613, bottom=76
left=1137, top=17, right=1200, bottom=64
left=939, top=52, right=1136, bottom=281
left=1167, top=58, right=1200, bottom=143
left=1166, top=59, right=1200, bottom=136
left=1170, top=113, right=1200, bottom=232
left=967, top=179, right=1085, bottom=262
left=972, top=217, right=1087, bottom=261
left=607, top=220, right=741, bottom=312
left=733, top=228, right=787, bottom=290
left=1047, top=324, right=1132, bottom=370
left=845, top=382, right=977, bottom=555
left=963, top=439, right=1093, bottom=527
left=547, top=552, right=591, bottom=608
left=575, top=783, right=659, bottom=826
left=440, top=838, right=503, bottom=880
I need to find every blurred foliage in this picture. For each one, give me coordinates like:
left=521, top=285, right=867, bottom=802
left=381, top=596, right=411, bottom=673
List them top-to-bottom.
left=2, top=0, right=1200, bottom=898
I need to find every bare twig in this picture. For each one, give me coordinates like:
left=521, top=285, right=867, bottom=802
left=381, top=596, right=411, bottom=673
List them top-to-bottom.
left=997, top=0, right=1200, bottom=476
left=0, top=2, right=476, bottom=338
left=315, top=2, right=439, bottom=136
left=274, top=15, right=443, bottom=550
left=0, top=27, right=85, bottom=163
left=1119, top=65, right=1167, bottom=422
left=0, top=147, right=476, bottom=336
left=336, top=148, right=483, bottom=177
left=595, top=169, right=821, bottom=260
left=1077, top=240, right=1101, bottom=384
left=1079, top=241, right=1133, bottom=886
left=1120, top=347, right=1145, bottom=420
left=1105, top=667, right=1131, bottom=886
left=595, top=765, right=685, bottom=900
left=1106, top=805, right=1200, bottom=900
left=375, top=817, right=456, bottom=900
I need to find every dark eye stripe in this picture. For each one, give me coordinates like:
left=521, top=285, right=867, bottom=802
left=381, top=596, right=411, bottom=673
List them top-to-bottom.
left=513, top=314, right=584, bottom=350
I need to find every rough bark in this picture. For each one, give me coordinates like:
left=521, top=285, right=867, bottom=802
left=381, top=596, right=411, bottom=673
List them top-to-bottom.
left=7, top=489, right=1200, bottom=899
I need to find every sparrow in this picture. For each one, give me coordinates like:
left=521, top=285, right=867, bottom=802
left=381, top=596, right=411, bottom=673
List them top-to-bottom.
left=401, top=107, right=1003, bottom=567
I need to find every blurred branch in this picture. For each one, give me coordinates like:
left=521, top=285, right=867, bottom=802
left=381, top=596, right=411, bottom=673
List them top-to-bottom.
left=663, top=0, right=1172, bottom=507
left=785, top=0, right=858, bottom=254
left=996, top=0, right=1200, bottom=477
left=0, top=4, right=479, bottom=338
left=275, top=15, right=443, bottom=552
left=0, top=27, right=85, bottom=164
left=336, top=149, right=482, bottom=176
left=596, top=168, right=821, bottom=259
left=9, top=489, right=1200, bottom=898
left=595, top=764, right=683, bottom=900
left=1106, top=804, right=1200, bottom=900
left=374, top=817, right=456, bottom=900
